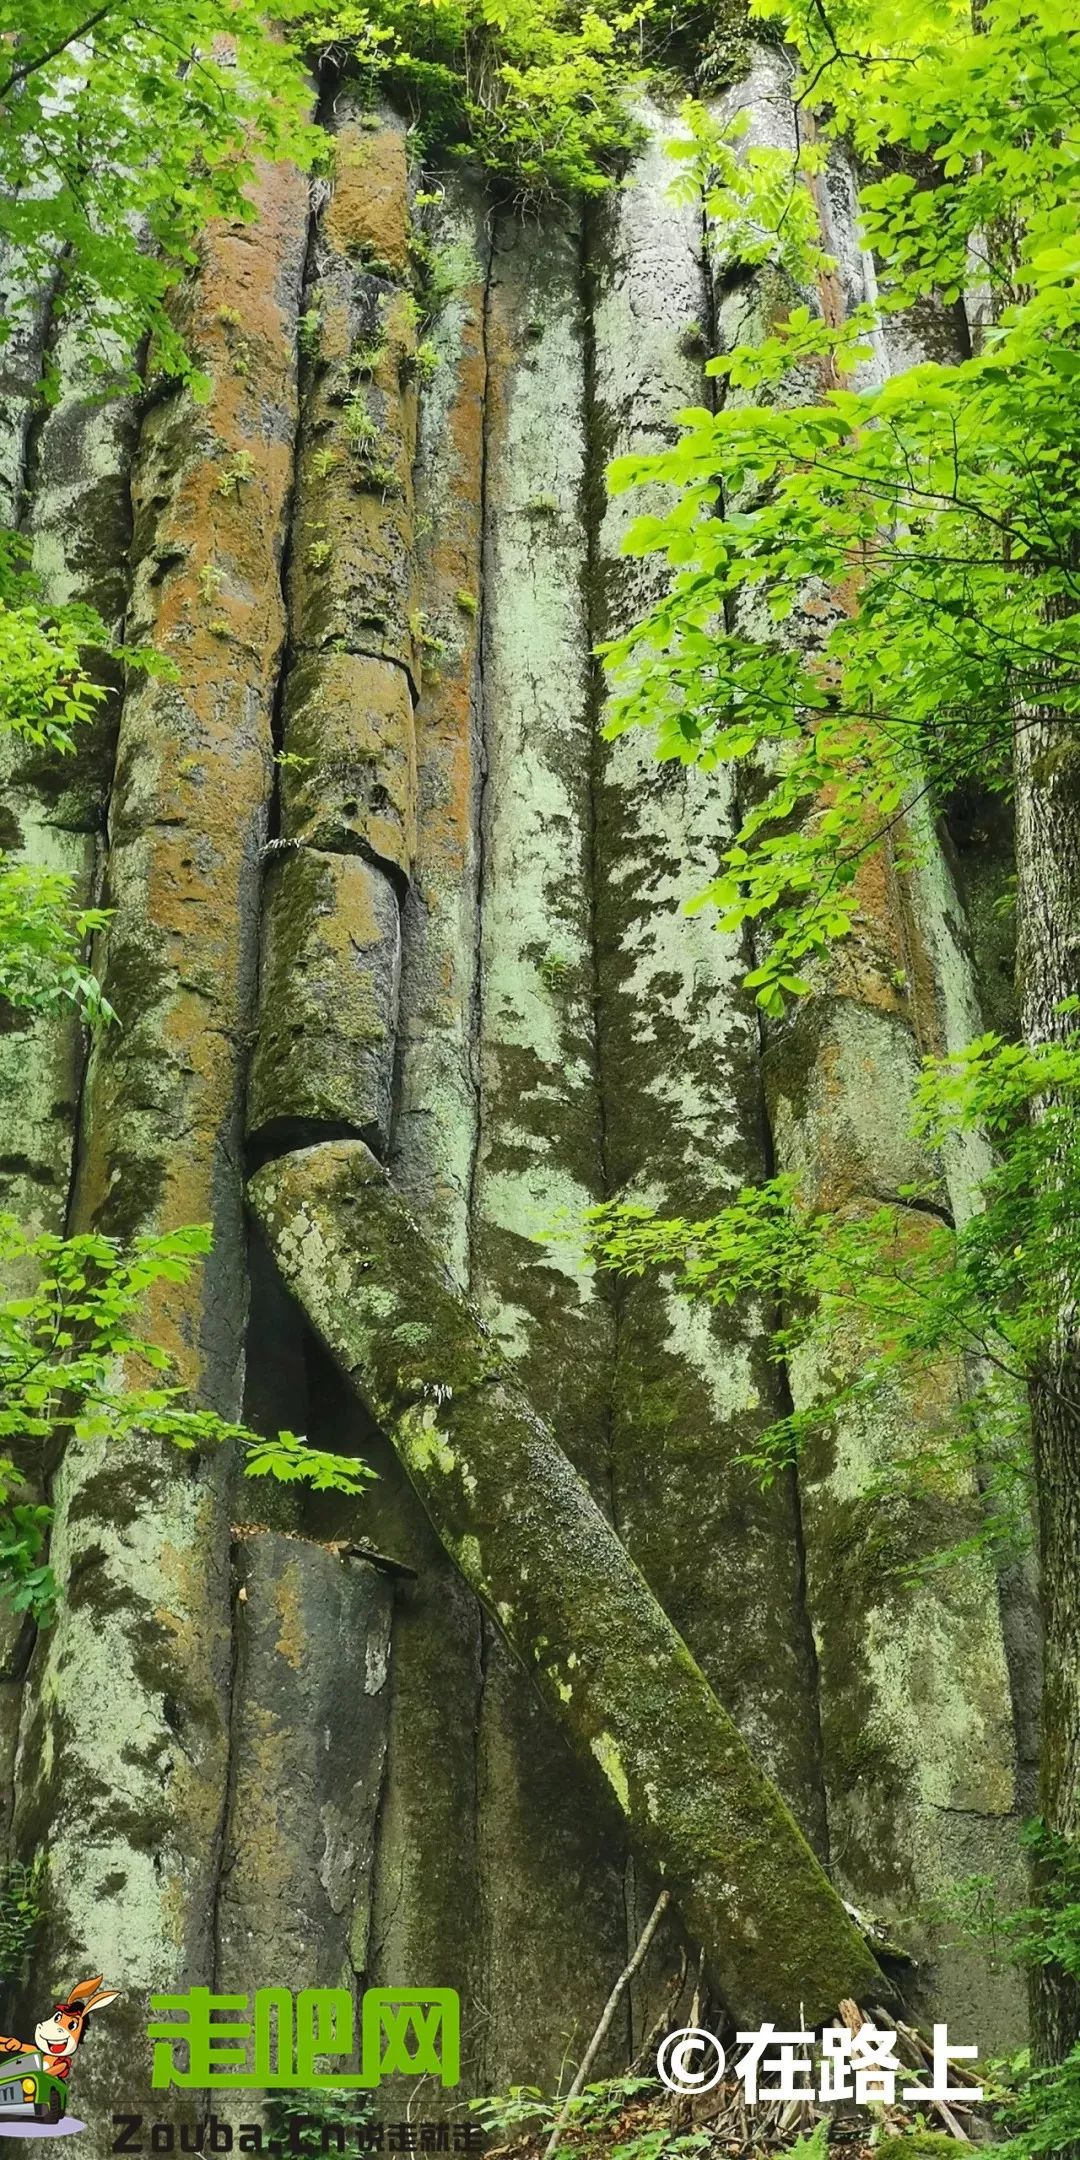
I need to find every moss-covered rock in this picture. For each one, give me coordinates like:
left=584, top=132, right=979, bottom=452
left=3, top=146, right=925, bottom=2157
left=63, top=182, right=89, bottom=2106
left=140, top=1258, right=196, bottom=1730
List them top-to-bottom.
left=707, top=46, right=1027, bottom=2045
left=288, top=101, right=421, bottom=689
left=324, top=117, right=412, bottom=282
left=16, top=155, right=312, bottom=2160
left=370, top=176, right=491, bottom=2086
left=394, top=176, right=489, bottom=1283
left=472, top=204, right=634, bottom=2085
left=875, top=2136, right=962, bottom=2160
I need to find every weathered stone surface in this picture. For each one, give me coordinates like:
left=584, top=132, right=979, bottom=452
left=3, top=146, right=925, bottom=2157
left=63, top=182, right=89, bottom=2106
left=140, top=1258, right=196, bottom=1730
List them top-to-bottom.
left=707, top=50, right=1026, bottom=2040
left=591, top=105, right=826, bottom=1846
left=288, top=106, right=421, bottom=687
left=324, top=120, right=411, bottom=280
left=12, top=158, right=310, bottom=2160
left=372, top=178, right=489, bottom=2075
left=394, top=180, right=489, bottom=1281
left=473, top=207, right=630, bottom=2087
left=475, top=209, right=612, bottom=1488
left=0, top=245, right=55, bottom=527
left=0, top=304, right=137, bottom=1242
left=290, top=453, right=420, bottom=684
left=279, top=651, right=416, bottom=876
left=900, top=792, right=1042, bottom=1804
left=0, top=819, right=93, bottom=1244
left=248, top=849, right=400, bottom=1151
left=250, top=1138, right=887, bottom=2030
left=784, top=1214, right=1028, bottom=2041
left=347, top=1399, right=486, bottom=2088
left=14, top=1432, right=233, bottom=2151
left=216, top=1531, right=392, bottom=1991
left=0, top=1607, right=31, bottom=1842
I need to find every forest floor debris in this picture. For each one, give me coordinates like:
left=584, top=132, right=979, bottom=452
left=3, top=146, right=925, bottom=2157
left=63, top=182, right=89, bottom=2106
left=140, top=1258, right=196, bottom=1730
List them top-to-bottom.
left=473, top=2067, right=1009, bottom=2160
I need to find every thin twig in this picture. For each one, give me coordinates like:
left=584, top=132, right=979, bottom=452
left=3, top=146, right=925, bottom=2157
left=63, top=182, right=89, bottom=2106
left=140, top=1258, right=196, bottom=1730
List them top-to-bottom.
left=542, top=1890, right=671, bottom=2160
left=629, top=1944, right=688, bottom=2075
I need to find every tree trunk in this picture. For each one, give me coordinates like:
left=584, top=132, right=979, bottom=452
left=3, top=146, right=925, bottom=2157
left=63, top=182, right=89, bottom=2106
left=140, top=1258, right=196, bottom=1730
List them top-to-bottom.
left=1014, top=679, right=1080, bottom=2082
left=248, top=1138, right=888, bottom=2031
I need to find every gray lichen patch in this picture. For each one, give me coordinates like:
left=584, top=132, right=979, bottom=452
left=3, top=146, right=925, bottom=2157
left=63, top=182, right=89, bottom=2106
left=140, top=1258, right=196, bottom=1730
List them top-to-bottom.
left=393, top=177, right=489, bottom=1287
left=470, top=202, right=633, bottom=2082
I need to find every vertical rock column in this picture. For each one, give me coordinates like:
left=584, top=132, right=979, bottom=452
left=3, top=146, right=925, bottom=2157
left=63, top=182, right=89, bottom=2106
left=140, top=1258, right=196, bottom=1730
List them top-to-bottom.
left=708, top=47, right=1026, bottom=2041
left=244, top=105, right=433, bottom=2040
left=590, top=105, right=826, bottom=1847
left=248, top=107, right=420, bottom=1161
left=12, top=158, right=310, bottom=2156
left=366, top=178, right=490, bottom=2073
left=471, top=210, right=630, bottom=2089
left=0, top=235, right=58, bottom=528
left=0, top=256, right=63, bottom=1238
left=0, top=306, right=138, bottom=1839
left=0, top=317, right=138, bottom=1243
left=899, top=793, right=1042, bottom=1803
left=216, top=1532, right=393, bottom=2010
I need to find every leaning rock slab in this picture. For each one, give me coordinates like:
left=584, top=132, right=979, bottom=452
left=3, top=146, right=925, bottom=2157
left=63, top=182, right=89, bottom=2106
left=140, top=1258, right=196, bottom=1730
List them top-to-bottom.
left=249, top=1138, right=886, bottom=2029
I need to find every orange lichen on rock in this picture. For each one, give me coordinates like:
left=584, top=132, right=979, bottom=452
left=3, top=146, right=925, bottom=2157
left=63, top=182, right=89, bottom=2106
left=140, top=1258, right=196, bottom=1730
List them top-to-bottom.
left=249, top=97, right=418, bottom=1163
left=287, top=105, right=420, bottom=691
left=324, top=120, right=412, bottom=276
left=75, top=156, right=310, bottom=1395
left=280, top=651, right=417, bottom=874
left=247, top=849, right=401, bottom=1148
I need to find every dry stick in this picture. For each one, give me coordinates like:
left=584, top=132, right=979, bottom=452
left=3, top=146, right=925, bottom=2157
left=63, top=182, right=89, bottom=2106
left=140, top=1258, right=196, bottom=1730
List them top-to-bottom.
left=542, top=1889, right=672, bottom=2160
left=630, top=1945, right=688, bottom=2077
left=877, top=2010, right=974, bottom=2141
left=893, top=2016, right=983, bottom=2089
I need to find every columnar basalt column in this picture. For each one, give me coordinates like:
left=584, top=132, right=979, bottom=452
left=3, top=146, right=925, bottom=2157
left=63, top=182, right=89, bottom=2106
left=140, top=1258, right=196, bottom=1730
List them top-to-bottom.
left=708, top=46, right=1027, bottom=2041
left=591, top=103, right=827, bottom=1852
left=247, top=104, right=419, bottom=1161
left=12, top=158, right=310, bottom=2158
left=366, top=178, right=490, bottom=2077
left=394, top=180, right=489, bottom=1279
left=470, top=207, right=629, bottom=2090
left=0, top=241, right=57, bottom=529
left=0, top=308, right=138, bottom=1824
left=0, top=310, right=138, bottom=1245
left=250, top=1137, right=888, bottom=2034
left=216, top=1531, right=393, bottom=1997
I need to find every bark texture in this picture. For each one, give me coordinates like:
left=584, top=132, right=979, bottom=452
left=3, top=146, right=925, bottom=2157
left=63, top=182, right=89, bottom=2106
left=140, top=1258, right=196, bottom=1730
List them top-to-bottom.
left=1014, top=670, right=1080, bottom=2080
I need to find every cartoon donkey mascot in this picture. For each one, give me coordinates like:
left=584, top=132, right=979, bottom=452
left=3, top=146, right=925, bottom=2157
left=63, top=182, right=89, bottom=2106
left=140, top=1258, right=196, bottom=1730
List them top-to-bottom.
left=0, top=1975, right=120, bottom=2083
